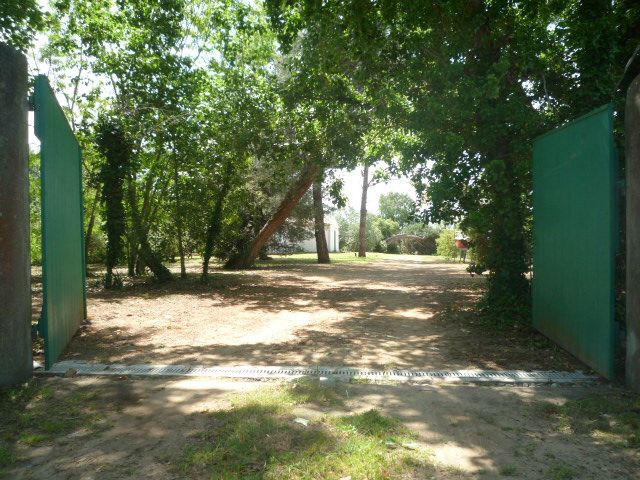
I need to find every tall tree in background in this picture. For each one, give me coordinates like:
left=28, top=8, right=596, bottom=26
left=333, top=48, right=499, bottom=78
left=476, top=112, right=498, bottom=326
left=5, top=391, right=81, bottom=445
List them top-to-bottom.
left=26, top=0, right=638, bottom=307
left=263, top=0, right=585, bottom=322
left=95, top=116, right=129, bottom=288
left=202, top=160, right=235, bottom=279
left=225, top=161, right=320, bottom=268
left=358, top=163, right=369, bottom=258
left=313, top=178, right=330, bottom=263
left=378, top=192, right=415, bottom=228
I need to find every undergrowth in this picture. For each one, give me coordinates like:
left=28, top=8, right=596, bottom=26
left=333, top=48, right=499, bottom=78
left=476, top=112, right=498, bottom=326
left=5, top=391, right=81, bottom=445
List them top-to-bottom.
left=0, top=379, right=111, bottom=476
left=539, top=389, right=640, bottom=449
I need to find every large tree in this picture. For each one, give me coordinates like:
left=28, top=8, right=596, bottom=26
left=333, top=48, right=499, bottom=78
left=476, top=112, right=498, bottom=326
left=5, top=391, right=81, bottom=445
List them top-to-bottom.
left=265, top=0, right=640, bottom=323
left=95, top=116, right=130, bottom=288
left=312, top=178, right=330, bottom=263
left=379, top=192, right=415, bottom=228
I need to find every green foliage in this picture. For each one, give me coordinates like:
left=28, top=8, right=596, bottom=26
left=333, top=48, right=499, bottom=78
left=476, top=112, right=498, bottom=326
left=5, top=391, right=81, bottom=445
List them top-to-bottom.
left=0, top=0, right=43, bottom=51
left=263, top=0, right=640, bottom=323
left=95, top=115, right=130, bottom=287
left=29, top=153, right=42, bottom=265
left=378, top=192, right=415, bottom=227
left=337, top=206, right=441, bottom=256
left=336, top=208, right=383, bottom=253
left=374, top=217, right=400, bottom=241
left=436, top=229, right=459, bottom=260
left=180, top=381, right=433, bottom=479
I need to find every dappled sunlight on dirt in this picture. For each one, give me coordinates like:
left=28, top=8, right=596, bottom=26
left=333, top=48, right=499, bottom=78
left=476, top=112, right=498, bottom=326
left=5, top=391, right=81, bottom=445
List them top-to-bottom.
left=57, top=256, right=585, bottom=372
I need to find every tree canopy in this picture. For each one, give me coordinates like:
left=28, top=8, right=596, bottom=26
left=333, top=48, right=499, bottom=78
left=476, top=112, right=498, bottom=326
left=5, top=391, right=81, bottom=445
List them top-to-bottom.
left=10, top=0, right=639, bottom=322
left=378, top=192, right=415, bottom=227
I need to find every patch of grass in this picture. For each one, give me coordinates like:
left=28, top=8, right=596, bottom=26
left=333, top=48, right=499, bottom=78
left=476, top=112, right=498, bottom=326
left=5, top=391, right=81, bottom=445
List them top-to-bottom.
left=256, top=252, right=448, bottom=267
left=257, top=252, right=384, bottom=266
left=230, top=377, right=344, bottom=410
left=287, top=377, right=347, bottom=406
left=0, top=379, right=110, bottom=474
left=180, top=381, right=435, bottom=479
left=538, top=390, right=640, bottom=448
left=334, top=409, right=410, bottom=438
left=17, top=433, right=48, bottom=446
left=0, top=444, right=16, bottom=469
left=546, top=462, right=574, bottom=480
left=500, top=463, right=518, bottom=476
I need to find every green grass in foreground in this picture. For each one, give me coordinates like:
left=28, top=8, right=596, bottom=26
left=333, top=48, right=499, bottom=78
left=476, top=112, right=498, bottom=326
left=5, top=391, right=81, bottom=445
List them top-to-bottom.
left=180, top=379, right=434, bottom=479
left=0, top=380, right=110, bottom=475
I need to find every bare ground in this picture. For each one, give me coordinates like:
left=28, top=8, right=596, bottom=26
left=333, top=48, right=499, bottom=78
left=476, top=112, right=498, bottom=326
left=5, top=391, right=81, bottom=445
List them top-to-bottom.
left=14, top=255, right=638, bottom=479
left=58, top=255, right=584, bottom=372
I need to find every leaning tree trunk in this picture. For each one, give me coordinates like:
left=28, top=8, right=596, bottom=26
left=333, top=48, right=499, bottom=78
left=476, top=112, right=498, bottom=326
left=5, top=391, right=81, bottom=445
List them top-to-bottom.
left=202, top=160, right=234, bottom=279
left=225, top=162, right=320, bottom=269
left=358, top=163, right=369, bottom=257
left=126, top=176, right=173, bottom=282
left=313, top=179, right=330, bottom=264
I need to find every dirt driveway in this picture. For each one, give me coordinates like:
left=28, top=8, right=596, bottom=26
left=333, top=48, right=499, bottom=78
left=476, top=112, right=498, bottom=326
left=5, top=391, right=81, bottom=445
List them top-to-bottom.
left=12, top=255, right=637, bottom=480
left=62, top=255, right=583, bottom=372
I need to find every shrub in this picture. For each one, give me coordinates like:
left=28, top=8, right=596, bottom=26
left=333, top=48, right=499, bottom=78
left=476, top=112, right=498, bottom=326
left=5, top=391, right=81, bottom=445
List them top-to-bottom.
left=436, top=228, right=459, bottom=259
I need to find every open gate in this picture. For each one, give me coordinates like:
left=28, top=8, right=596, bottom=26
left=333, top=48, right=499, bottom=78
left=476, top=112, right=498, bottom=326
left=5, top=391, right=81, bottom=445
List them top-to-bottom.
left=34, top=75, right=87, bottom=369
left=532, top=105, right=618, bottom=378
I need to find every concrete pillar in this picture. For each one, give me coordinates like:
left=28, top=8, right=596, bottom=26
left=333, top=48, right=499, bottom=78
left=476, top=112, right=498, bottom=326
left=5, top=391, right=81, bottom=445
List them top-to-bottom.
left=0, top=43, right=32, bottom=386
left=627, top=73, right=640, bottom=392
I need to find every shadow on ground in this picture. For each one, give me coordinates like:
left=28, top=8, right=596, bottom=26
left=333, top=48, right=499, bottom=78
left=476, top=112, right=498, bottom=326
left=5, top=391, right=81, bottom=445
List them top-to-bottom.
left=57, top=259, right=583, bottom=373
left=1, top=376, right=637, bottom=479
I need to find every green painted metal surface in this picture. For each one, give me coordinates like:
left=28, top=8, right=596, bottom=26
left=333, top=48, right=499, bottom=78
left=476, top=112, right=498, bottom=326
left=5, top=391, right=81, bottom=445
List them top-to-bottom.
left=34, top=75, right=86, bottom=369
left=532, top=105, right=617, bottom=378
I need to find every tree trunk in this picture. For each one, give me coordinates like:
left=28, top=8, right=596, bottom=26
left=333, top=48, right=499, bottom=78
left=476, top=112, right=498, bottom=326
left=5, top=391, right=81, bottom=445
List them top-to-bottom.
left=0, top=44, right=32, bottom=385
left=172, top=156, right=186, bottom=278
left=202, top=160, right=234, bottom=279
left=225, top=162, right=320, bottom=269
left=358, top=163, right=369, bottom=257
left=126, top=176, right=173, bottom=281
left=313, top=179, right=330, bottom=264
left=84, top=187, right=100, bottom=266
left=126, top=232, right=136, bottom=277
left=135, top=255, right=146, bottom=276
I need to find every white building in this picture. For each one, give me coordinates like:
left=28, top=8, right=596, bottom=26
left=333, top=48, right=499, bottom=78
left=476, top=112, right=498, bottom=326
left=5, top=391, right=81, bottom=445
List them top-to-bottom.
left=296, top=215, right=340, bottom=253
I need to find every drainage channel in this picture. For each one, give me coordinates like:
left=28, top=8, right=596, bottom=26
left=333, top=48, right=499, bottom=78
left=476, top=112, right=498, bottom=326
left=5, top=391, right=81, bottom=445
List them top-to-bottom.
left=37, top=360, right=599, bottom=385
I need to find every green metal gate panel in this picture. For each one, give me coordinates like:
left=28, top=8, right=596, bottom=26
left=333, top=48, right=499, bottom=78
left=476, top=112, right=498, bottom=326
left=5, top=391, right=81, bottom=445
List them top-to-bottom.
left=34, top=75, right=87, bottom=369
left=532, top=104, right=617, bottom=378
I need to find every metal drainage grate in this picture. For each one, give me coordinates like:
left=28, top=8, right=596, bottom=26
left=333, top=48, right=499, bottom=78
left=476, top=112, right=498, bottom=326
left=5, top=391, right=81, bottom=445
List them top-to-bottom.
left=38, top=361, right=599, bottom=385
